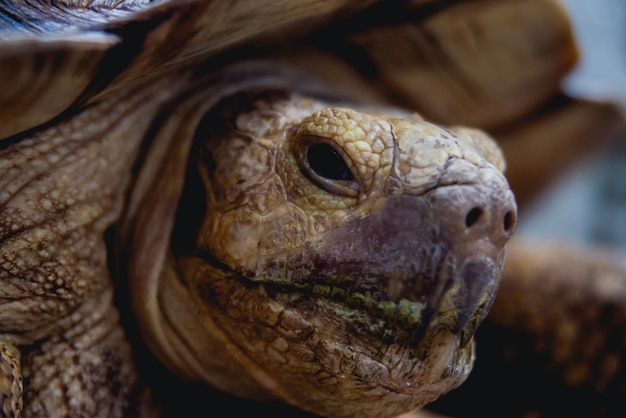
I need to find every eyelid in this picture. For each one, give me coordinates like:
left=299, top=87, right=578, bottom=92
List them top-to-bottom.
left=294, top=135, right=360, bottom=197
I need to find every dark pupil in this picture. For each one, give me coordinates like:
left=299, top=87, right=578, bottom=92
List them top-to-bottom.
left=306, top=143, right=354, bottom=181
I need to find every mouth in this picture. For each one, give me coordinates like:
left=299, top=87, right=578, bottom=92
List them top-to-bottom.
left=172, top=241, right=491, bottom=411
left=219, top=243, right=501, bottom=352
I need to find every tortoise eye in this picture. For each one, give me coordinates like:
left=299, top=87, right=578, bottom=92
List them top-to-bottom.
left=306, top=143, right=354, bottom=181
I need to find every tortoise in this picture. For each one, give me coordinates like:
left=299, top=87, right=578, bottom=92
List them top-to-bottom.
left=0, top=1, right=625, bottom=417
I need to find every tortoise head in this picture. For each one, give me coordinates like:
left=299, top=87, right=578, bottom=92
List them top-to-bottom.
left=133, top=90, right=516, bottom=417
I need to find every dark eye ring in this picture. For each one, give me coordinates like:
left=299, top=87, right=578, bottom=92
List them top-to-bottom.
left=306, top=143, right=355, bottom=181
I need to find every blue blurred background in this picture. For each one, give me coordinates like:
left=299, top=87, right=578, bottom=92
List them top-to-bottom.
left=518, top=0, right=626, bottom=249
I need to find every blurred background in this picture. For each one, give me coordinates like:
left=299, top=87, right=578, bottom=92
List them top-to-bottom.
left=518, top=0, right=626, bottom=249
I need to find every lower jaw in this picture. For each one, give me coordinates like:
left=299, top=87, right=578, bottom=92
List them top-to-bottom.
left=175, top=258, right=477, bottom=416
left=215, top=276, right=475, bottom=380
left=231, top=295, right=476, bottom=418
left=273, top=304, right=477, bottom=418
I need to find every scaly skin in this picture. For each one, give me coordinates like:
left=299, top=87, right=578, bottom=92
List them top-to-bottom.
left=0, top=72, right=192, bottom=418
left=0, top=342, right=21, bottom=417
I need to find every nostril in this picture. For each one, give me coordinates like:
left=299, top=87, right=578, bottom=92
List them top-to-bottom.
left=465, top=207, right=482, bottom=228
left=503, top=210, right=516, bottom=233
